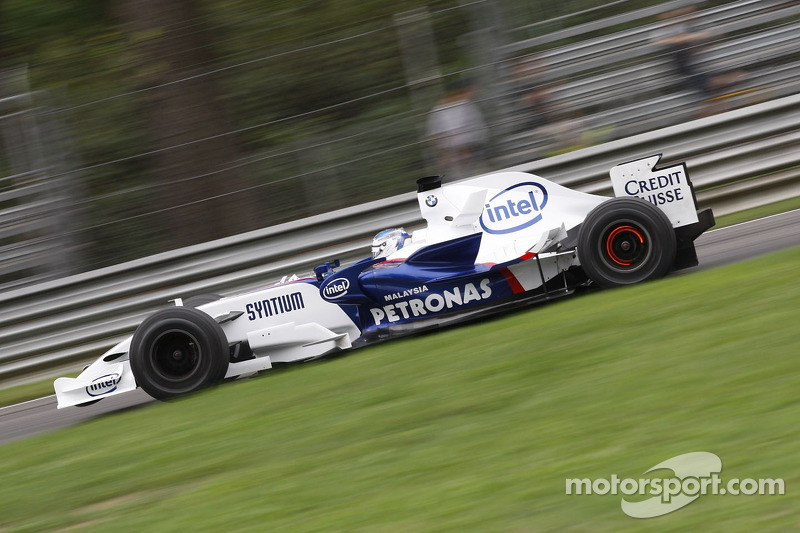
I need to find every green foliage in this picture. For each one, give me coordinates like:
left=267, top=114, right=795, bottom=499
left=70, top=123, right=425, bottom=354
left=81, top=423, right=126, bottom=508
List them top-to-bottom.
left=0, top=0, right=750, bottom=271
left=1, top=0, right=476, bottom=269
left=1, top=0, right=161, bottom=267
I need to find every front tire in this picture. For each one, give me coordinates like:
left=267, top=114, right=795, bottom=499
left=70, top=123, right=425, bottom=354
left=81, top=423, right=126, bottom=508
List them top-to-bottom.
left=577, top=197, right=677, bottom=287
left=130, top=306, right=229, bottom=400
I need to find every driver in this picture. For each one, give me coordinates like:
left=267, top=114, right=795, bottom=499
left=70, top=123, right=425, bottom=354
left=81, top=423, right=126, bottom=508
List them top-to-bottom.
left=371, top=228, right=410, bottom=259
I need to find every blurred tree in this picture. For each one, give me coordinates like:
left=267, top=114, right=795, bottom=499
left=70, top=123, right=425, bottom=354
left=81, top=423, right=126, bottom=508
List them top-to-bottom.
left=0, top=0, right=470, bottom=269
left=111, top=0, right=261, bottom=247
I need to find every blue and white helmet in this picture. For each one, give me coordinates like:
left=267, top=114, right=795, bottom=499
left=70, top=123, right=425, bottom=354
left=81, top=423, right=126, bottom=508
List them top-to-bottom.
left=371, top=228, right=409, bottom=259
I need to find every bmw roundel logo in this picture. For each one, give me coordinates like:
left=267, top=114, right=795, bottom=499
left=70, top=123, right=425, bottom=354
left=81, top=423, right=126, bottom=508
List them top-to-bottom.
left=425, top=195, right=438, bottom=207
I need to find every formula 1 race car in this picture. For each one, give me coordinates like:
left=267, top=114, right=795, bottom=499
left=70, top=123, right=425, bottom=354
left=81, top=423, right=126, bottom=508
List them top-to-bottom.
left=55, top=154, right=714, bottom=408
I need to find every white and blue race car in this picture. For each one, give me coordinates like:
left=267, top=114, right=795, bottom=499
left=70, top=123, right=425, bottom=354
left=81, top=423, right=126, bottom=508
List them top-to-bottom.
left=55, top=155, right=714, bottom=408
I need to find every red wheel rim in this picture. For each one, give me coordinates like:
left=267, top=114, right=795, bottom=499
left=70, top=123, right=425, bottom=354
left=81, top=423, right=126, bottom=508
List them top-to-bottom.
left=605, top=225, right=645, bottom=266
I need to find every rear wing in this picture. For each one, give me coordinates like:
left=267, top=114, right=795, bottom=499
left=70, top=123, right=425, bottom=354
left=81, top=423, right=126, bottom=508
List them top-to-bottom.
left=609, top=154, right=699, bottom=228
left=611, top=154, right=714, bottom=270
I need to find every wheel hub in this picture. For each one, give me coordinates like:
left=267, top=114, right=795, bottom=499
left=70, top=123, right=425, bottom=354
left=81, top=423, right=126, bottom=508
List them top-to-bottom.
left=605, top=225, right=646, bottom=267
left=150, top=331, right=201, bottom=381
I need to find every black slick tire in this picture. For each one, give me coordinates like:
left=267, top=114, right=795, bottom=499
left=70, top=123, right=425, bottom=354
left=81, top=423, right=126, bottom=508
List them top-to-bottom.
left=577, top=197, right=677, bottom=287
left=129, top=306, right=229, bottom=400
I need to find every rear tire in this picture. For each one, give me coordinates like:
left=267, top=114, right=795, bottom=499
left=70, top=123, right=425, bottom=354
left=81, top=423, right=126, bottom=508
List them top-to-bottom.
left=577, top=197, right=676, bottom=287
left=130, top=307, right=229, bottom=400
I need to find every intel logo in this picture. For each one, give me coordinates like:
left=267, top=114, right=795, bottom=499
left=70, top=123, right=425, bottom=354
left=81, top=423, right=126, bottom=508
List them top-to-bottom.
left=479, top=182, right=548, bottom=234
left=323, top=278, right=350, bottom=299
left=85, top=373, right=121, bottom=397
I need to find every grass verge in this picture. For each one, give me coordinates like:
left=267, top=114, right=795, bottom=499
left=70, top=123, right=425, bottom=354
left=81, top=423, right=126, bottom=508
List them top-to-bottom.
left=713, top=197, right=800, bottom=228
left=0, top=246, right=797, bottom=532
left=0, top=378, right=61, bottom=409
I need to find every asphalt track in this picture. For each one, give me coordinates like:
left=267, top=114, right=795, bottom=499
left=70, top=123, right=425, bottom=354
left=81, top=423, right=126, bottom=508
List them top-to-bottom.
left=1, top=209, right=798, bottom=446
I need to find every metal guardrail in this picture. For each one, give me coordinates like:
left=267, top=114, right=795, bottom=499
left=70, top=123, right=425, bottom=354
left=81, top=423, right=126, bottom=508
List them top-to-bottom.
left=494, top=0, right=800, bottom=166
left=1, top=93, right=799, bottom=381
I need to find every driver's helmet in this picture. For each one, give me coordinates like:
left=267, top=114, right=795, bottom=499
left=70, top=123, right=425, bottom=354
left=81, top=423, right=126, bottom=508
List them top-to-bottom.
left=371, top=228, right=409, bottom=259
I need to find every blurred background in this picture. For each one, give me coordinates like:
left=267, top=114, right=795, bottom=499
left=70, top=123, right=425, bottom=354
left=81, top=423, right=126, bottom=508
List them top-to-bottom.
left=0, top=0, right=798, bottom=289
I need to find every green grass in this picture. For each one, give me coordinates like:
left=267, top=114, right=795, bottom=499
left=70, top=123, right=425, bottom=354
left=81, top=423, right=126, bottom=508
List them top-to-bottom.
left=713, top=197, right=800, bottom=228
left=0, top=246, right=797, bottom=532
left=0, top=375, right=69, bottom=409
